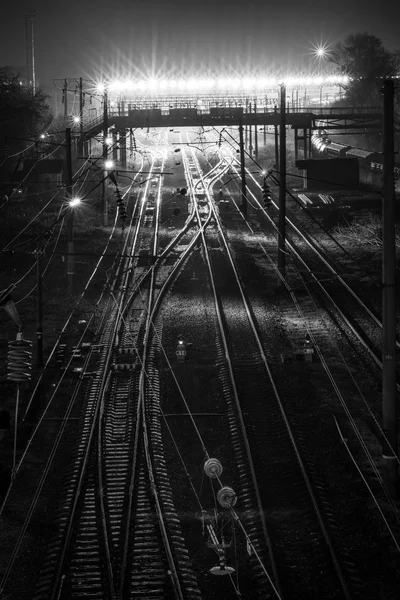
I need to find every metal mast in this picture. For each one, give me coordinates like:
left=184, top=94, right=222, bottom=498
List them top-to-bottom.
left=24, top=12, right=36, bottom=94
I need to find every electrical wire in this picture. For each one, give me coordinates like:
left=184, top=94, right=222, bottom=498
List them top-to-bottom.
left=224, top=175, right=400, bottom=531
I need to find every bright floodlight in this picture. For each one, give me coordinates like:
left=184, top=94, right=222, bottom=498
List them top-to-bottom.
left=311, top=42, right=331, bottom=61
left=73, top=116, right=80, bottom=123
left=40, top=133, right=46, bottom=139
left=105, top=136, right=113, bottom=145
left=104, top=159, right=114, bottom=170
left=69, top=197, right=81, bottom=207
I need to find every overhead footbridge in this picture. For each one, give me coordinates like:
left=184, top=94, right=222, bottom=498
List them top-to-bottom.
left=83, top=105, right=381, bottom=138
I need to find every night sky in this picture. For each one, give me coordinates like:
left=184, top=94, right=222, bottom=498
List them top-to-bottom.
left=1, top=0, right=399, bottom=91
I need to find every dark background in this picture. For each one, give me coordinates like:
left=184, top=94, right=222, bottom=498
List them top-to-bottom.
left=1, top=0, right=399, bottom=92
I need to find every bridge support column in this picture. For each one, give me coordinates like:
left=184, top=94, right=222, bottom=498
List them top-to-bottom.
left=245, top=99, right=248, bottom=148
left=254, top=100, right=258, bottom=161
left=249, top=102, right=252, bottom=156
left=263, top=105, right=267, bottom=146
left=294, top=129, right=298, bottom=161
left=303, top=129, right=308, bottom=159
left=120, top=132, right=127, bottom=167
left=112, top=133, right=118, bottom=162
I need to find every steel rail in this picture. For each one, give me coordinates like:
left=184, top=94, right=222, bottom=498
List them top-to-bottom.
left=191, top=136, right=353, bottom=599
left=187, top=140, right=283, bottom=596
left=229, top=161, right=400, bottom=389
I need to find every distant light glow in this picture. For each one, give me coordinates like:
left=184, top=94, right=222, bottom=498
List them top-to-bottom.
left=96, top=74, right=348, bottom=96
left=73, top=116, right=80, bottom=123
left=105, top=136, right=113, bottom=145
left=104, top=159, right=114, bottom=169
left=69, top=197, right=81, bottom=207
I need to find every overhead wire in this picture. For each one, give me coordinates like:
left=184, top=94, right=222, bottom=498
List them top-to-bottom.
left=224, top=171, right=400, bottom=535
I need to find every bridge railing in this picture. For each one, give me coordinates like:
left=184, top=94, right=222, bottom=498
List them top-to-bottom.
left=83, top=105, right=382, bottom=132
left=104, top=105, right=382, bottom=117
left=286, top=106, right=382, bottom=115
left=83, top=114, right=105, bottom=134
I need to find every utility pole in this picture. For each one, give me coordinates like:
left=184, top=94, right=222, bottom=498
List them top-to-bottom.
left=78, top=77, right=84, bottom=156
left=63, top=78, right=68, bottom=118
left=381, top=79, right=398, bottom=493
left=278, top=84, right=286, bottom=278
left=102, top=87, right=109, bottom=227
left=274, top=105, right=279, bottom=170
left=238, top=119, right=247, bottom=219
left=65, top=128, right=75, bottom=292
left=35, top=245, right=43, bottom=367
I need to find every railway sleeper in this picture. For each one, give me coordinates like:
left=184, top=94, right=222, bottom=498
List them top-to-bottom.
left=111, top=362, right=137, bottom=371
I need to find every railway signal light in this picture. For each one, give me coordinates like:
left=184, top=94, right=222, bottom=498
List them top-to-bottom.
left=262, top=179, right=272, bottom=209
left=114, top=188, right=127, bottom=220
left=303, top=333, right=315, bottom=362
left=176, top=335, right=187, bottom=363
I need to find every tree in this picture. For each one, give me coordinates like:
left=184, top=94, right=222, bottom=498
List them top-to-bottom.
left=329, top=33, right=398, bottom=106
left=0, top=66, right=51, bottom=158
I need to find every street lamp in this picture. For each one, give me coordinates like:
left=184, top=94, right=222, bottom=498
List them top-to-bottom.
left=311, top=43, right=330, bottom=105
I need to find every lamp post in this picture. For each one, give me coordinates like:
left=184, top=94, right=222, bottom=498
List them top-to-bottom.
left=315, top=46, right=327, bottom=106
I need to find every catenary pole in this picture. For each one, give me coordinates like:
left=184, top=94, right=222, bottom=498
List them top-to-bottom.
left=79, top=77, right=84, bottom=156
left=63, top=78, right=67, bottom=118
left=381, top=79, right=398, bottom=492
left=278, top=83, right=286, bottom=277
left=102, top=87, right=109, bottom=226
left=274, top=105, right=279, bottom=170
left=238, top=119, right=247, bottom=219
left=65, top=128, right=74, bottom=292
left=35, top=245, right=43, bottom=367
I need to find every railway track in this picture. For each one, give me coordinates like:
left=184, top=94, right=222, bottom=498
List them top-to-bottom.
left=2, top=127, right=399, bottom=600
left=195, top=134, right=400, bottom=597
left=25, top=140, right=200, bottom=599
left=191, top=141, right=363, bottom=598
left=222, top=159, right=400, bottom=390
